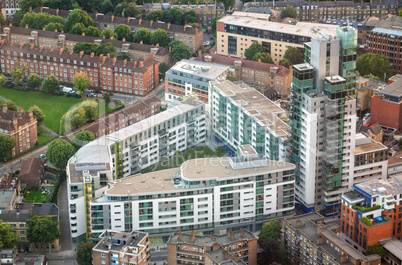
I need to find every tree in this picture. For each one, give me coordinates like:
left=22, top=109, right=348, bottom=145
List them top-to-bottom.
left=19, top=0, right=43, bottom=13
left=43, top=0, right=75, bottom=10
left=100, top=0, right=113, bottom=14
left=218, top=0, right=235, bottom=10
left=114, top=2, right=141, bottom=18
left=282, top=5, right=297, bottom=18
left=163, top=7, right=183, bottom=25
left=399, top=8, right=402, bottom=16
left=64, top=9, right=95, bottom=33
left=12, top=10, right=25, bottom=27
left=145, top=10, right=163, bottom=21
left=184, top=10, right=197, bottom=23
left=20, top=12, right=64, bottom=30
left=212, top=16, right=222, bottom=31
left=44, top=22, right=64, bottom=32
left=188, top=22, right=202, bottom=29
left=70, top=23, right=86, bottom=35
left=114, top=24, right=134, bottom=42
left=84, top=26, right=101, bottom=37
left=101, top=28, right=117, bottom=39
left=133, top=28, right=151, bottom=44
left=151, top=29, right=170, bottom=48
left=169, top=40, right=191, bottom=62
left=73, top=42, right=99, bottom=55
left=244, top=42, right=263, bottom=60
left=95, top=43, right=117, bottom=57
left=284, top=47, right=304, bottom=65
left=252, top=52, right=274, bottom=64
left=117, top=53, right=130, bottom=60
left=356, top=53, right=393, bottom=80
left=279, top=58, right=292, bottom=68
left=11, top=61, right=28, bottom=86
left=159, top=62, right=171, bottom=76
left=73, top=72, right=92, bottom=95
left=227, top=72, right=238, bottom=82
left=27, top=73, right=42, bottom=90
left=0, top=74, right=4, bottom=85
left=363, top=74, right=381, bottom=81
left=42, top=75, right=60, bottom=94
left=103, top=92, right=111, bottom=106
left=6, top=100, right=17, bottom=111
left=80, top=100, right=99, bottom=121
left=29, top=105, right=45, bottom=124
left=70, top=107, right=87, bottom=129
left=71, top=131, right=95, bottom=150
left=0, top=133, right=16, bottom=159
left=46, top=139, right=76, bottom=169
left=215, top=146, right=227, bottom=156
left=26, top=216, right=60, bottom=253
left=257, top=219, right=282, bottom=246
left=0, top=220, right=19, bottom=249
left=259, top=239, right=280, bottom=265
left=76, top=242, right=95, bottom=265
left=365, top=244, right=386, bottom=258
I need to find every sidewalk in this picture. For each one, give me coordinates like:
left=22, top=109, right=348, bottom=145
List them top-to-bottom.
left=40, top=124, right=59, bottom=137
left=45, top=250, right=75, bottom=260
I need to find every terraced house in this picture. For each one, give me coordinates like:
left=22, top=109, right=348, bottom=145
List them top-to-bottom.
left=33, top=7, right=204, bottom=52
left=0, top=41, right=159, bottom=95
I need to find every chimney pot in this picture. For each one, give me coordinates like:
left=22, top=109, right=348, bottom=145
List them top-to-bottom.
left=112, top=15, right=115, bottom=21
left=25, top=24, right=28, bottom=29
left=82, top=32, right=85, bottom=36
left=122, top=38, right=126, bottom=42
left=140, top=40, right=143, bottom=45
left=30, top=43, right=34, bottom=49
left=80, top=51, right=84, bottom=57
left=90, top=52, right=94, bottom=58
left=107, top=53, right=110, bottom=58
left=113, top=57, right=117, bottom=65
left=123, top=59, right=127, bottom=66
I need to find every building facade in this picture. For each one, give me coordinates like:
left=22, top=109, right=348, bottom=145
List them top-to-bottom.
left=2, top=0, right=19, bottom=16
left=216, top=14, right=338, bottom=63
left=0, top=42, right=159, bottom=95
left=196, top=53, right=292, bottom=97
left=165, top=60, right=230, bottom=103
left=209, top=80, right=290, bottom=162
left=67, top=99, right=207, bottom=243
left=0, top=104, right=37, bottom=158
left=340, top=176, right=402, bottom=250
left=167, top=229, right=257, bottom=265
left=92, top=230, right=149, bottom=265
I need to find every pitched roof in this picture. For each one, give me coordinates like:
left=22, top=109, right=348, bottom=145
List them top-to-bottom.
left=196, top=53, right=290, bottom=76
left=0, top=107, right=36, bottom=132
left=19, top=157, right=44, bottom=178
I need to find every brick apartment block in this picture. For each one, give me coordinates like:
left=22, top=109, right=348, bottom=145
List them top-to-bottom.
left=33, top=7, right=204, bottom=52
left=0, top=26, right=172, bottom=65
left=0, top=41, right=159, bottom=95
left=0, top=105, right=37, bottom=158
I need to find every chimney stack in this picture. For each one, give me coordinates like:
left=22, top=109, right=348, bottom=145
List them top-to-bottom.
left=29, top=6, right=32, bottom=12
left=56, top=8, right=59, bottom=14
left=96, top=13, right=99, bottom=19
left=111, top=15, right=115, bottom=21
left=127, top=17, right=131, bottom=23
left=139, top=18, right=142, bottom=25
left=150, top=20, right=153, bottom=26
left=168, top=22, right=171, bottom=29
left=25, top=24, right=28, bottom=29
left=184, top=25, right=187, bottom=31
left=54, top=29, right=57, bottom=32
left=82, top=32, right=85, bottom=36
left=122, top=38, right=126, bottom=42
left=140, top=41, right=143, bottom=45
left=19, top=42, right=24, bottom=48
left=30, top=43, right=34, bottom=49
left=156, top=43, right=159, bottom=47
left=39, top=45, right=44, bottom=51
left=59, top=48, right=63, bottom=54
left=70, top=50, right=73, bottom=54
left=80, top=51, right=84, bottom=57
left=90, top=52, right=94, bottom=58
left=107, top=53, right=110, bottom=58
left=113, top=57, right=117, bottom=65
left=123, top=59, right=127, bottom=66
left=134, top=61, right=137, bottom=67
left=140, top=61, right=144, bottom=67
left=3, top=104, right=7, bottom=113
left=30, top=203, right=34, bottom=216
left=178, top=231, right=182, bottom=240
left=190, top=231, right=195, bottom=243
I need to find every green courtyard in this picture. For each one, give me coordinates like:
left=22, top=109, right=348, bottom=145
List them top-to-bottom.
left=0, top=87, right=82, bottom=133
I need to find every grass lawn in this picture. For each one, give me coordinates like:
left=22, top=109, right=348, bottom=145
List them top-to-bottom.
left=0, top=87, right=82, bottom=133
left=37, top=126, right=49, bottom=134
left=38, top=135, right=55, bottom=145
left=23, top=190, right=48, bottom=203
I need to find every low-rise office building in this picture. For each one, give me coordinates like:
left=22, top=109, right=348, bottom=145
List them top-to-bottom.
left=196, top=53, right=292, bottom=97
left=165, top=60, right=230, bottom=103
left=209, top=80, right=290, bottom=161
left=67, top=99, right=207, bottom=243
left=167, top=229, right=257, bottom=265
left=92, top=230, right=149, bottom=265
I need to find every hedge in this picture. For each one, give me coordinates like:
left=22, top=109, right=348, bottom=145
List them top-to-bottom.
left=44, top=172, right=66, bottom=204
left=352, top=204, right=381, bottom=213
left=361, top=216, right=373, bottom=226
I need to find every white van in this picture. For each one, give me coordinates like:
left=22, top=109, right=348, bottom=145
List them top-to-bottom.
left=62, top=86, right=74, bottom=93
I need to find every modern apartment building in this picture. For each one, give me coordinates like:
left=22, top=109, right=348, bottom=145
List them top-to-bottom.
left=243, top=0, right=400, bottom=22
left=34, top=7, right=204, bottom=52
left=216, top=14, right=338, bottom=62
left=369, top=15, right=402, bottom=75
left=0, top=26, right=172, bottom=64
left=290, top=26, right=360, bottom=216
left=0, top=41, right=159, bottom=95
left=196, top=53, right=292, bottom=97
left=164, top=60, right=230, bottom=103
left=209, top=80, right=290, bottom=161
left=67, top=99, right=207, bottom=243
left=0, top=105, right=37, bottom=158
left=87, top=149, right=295, bottom=243
left=340, top=175, right=402, bottom=250
left=283, top=212, right=382, bottom=265
left=167, top=229, right=257, bottom=265
left=92, top=230, right=150, bottom=265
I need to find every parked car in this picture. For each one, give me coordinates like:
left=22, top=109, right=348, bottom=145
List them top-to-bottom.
left=203, top=41, right=210, bottom=46
left=62, top=86, right=74, bottom=93
left=392, top=140, right=398, bottom=145
left=39, top=154, right=46, bottom=159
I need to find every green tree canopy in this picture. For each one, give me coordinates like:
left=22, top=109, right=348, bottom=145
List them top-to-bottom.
left=19, top=0, right=42, bottom=13
left=43, top=0, right=75, bottom=10
left=100, top=0, right=113, bottom=14
left=218, top=0, right=235, bottom=10
left=114, top=2, right=141, bottom=18
left=282, top=5, right=297, bottom=18
left=163, top=7, right=183, bottom=25
left=64, top=9, right=95, bottom=33
left=12, top=10, right=25, bottom=27
left=145, top=10, right=164, bottom=21
left=184, top=10, right=197, bottom=23
left=20, top=12, right=64, bottom=30
left=0, top=13, right=7, bottom=27
left=212, top=16, right=222, bottom=31
left=44, top=22, right=64, bottom=32
left=188, top=22, right=202, bottom=29
left=70, top=23, right=86, bottom=35
left=114, top=24, right=134, bottom=42
left=84, top=26, right=101, bottom=37
left=101, top=28, right=117, bottom=39
left=133, top=28, right=151, bottom=44
left=151, top=29, right=171, bottom=48
left=169, top=40, right=192, bottom=62
left=73, top=42, right=100, bottom=55
left=95, top=42, right=117, bottom=57
left=244, top=42, right=263, bottom=60
left=284, top=47, right=304, bottom=65
left=252, top=52, right=274, bottom=64
left=356, top=53, right=393, bottom=80
left=279, top=58, right=292, bottom=68
left=11, top=61, right=28, bottom=86
left=159, top=62, right=171, bottom=76
left=73, top=72, right=92, bottom=95
left=0, top=74, right=4, bottom=85
left=363, top=74, right=381, bottom=81
left=42, top=75, right=60, bottom=94
left=103, top=92, right=111, bottom=105
left=6, top=100, right=18, bottom=111
left=80, top=100, right=99, bottom=121
left=29, top=105, right=45, bottom=124
left=71, top=130, right=95, bottom=150
left=0, top=133, right=16, bottom=159
left=46, top=139, right=76, bottom=169
left=26, top=216, right=60, bottom=253
left=257, top=219, right=282, bottom=246
left=0, top=220, right=19, bottom=249
left=76, top=242, right=95, bottom=265
left=365, top=244, right=386, bottom=258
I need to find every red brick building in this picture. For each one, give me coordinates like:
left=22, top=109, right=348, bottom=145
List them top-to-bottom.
left=0, top=41, right=159, bottom=96
left=0, top=105, right=37, bottom=157
left=18, top=157, right=44, bottom=187
left=340, top=176, right=402, bottom=250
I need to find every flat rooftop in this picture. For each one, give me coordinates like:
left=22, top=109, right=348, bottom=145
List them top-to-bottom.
left=232, top=11, right=271, bottom=20
left=219, top=16, right=338, bottom=38
left=169, top=60, right=229, bottom=80
left=379, top=79, right=402, bottom=97
left=211, top=80, right=290, bottom=137
left=354, top=139, right=387, bottom=155
left=355, top=175, right=402, bottom=197
left=0, top=190, right=15, bottom=209
left=94, top=230, right=148, bottom=253
left=382, top=239, right=402, bottom=261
